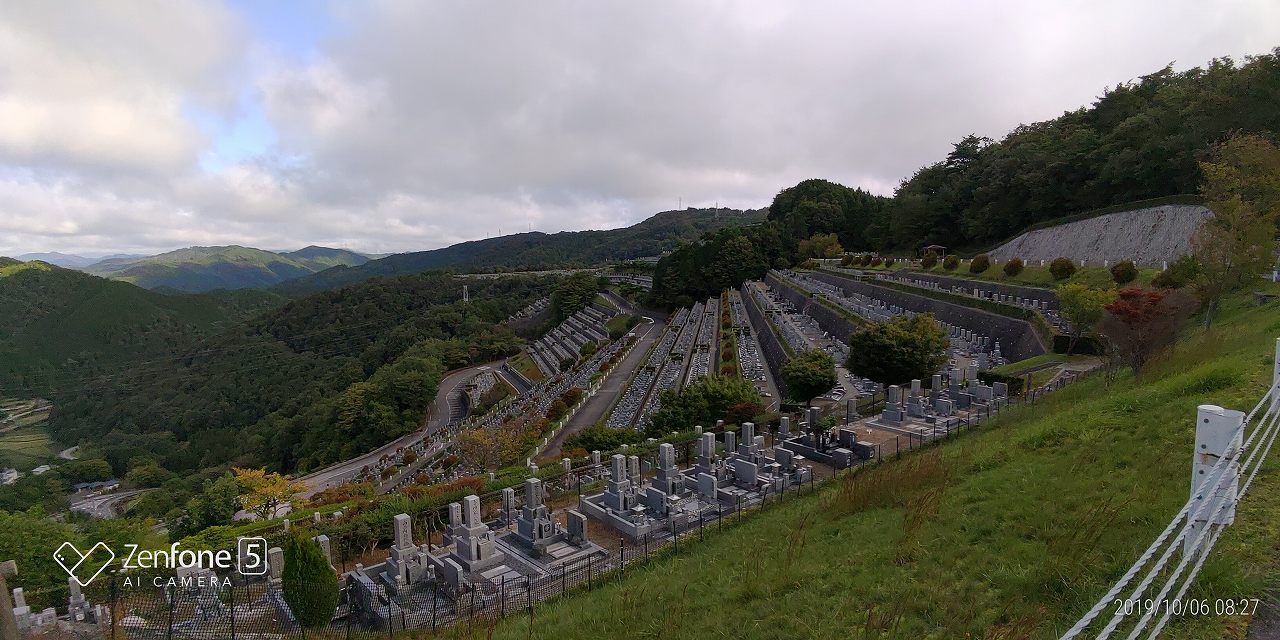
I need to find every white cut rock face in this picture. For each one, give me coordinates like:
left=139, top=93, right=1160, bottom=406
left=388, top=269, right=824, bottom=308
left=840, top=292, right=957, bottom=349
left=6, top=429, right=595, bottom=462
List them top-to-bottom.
left=989, top=204, right=1212, bottom=266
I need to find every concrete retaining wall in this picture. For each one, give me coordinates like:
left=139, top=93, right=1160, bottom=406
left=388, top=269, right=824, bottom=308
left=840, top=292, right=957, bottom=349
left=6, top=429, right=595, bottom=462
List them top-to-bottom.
left=990, top=204, right=1212, bottom=266
left=807, top=271, right=1046, bottom=362
left=884, top=271, right=1059, bottom=310
left=765, top=273, right=861, bottom=341
left=741, top=283, right=791, bottom=400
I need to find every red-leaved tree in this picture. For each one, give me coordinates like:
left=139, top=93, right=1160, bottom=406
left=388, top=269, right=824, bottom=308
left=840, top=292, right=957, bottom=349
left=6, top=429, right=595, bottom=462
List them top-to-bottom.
left=1097, top=287, right=1195, bottom=374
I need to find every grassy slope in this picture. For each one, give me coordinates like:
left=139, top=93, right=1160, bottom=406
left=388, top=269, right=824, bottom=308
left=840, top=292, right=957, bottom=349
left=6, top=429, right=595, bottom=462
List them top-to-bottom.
left=857, top=262, right=1159, bottom=291
left=457, top=294, right=1280, bottom=640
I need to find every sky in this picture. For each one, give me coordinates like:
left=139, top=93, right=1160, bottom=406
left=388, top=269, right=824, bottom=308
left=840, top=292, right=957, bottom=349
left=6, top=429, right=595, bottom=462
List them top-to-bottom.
left=1, top=1, right=1278, bottom=258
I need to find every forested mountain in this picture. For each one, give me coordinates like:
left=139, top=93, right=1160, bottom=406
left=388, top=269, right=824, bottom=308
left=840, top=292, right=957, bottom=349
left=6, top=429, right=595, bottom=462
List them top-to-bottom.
left=653, top=51, right=1280, bottom=305
left=276, top=207, right=766, bottom=296
left=85, top=245, right=370, bottom=292
left=14, top=252, right=101, bottom=268
left=0, top=259, right=282, bottom=396
left=47, top=272, right=550, bottom=476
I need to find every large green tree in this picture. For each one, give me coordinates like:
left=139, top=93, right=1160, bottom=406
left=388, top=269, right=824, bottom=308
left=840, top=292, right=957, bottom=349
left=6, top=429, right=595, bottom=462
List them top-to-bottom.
left=1193, top=133, right=1280, bottom=327
left=1056, top=284, right=1115, bottom=354
left=846, top=315, right=949, bottom=385
left=781, top=350, right=838, bottom=406
left=647, top=375, right=764, bottom=437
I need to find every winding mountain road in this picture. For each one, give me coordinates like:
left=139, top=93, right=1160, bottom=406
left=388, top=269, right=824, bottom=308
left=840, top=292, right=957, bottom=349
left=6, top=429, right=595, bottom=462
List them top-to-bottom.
left=296, top=360, right=501, bottom=497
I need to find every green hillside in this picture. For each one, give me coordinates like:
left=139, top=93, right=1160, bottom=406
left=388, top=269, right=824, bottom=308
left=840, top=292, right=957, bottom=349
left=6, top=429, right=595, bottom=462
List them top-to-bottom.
left=277, top=207, right=767, bottom=296
left=85, top=245, right=369, bottom=292
left=0, top=259, right=281, bottom=395
left=48, top=271, right=549, bottom=475
left=461, top=292, right=1280, bottom=639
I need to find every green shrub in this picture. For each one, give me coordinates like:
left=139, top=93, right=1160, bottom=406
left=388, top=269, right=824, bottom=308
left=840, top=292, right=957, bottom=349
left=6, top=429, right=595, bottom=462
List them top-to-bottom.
left=860, top=254, right=874, bottom=267
left=921, top=254, right=938, bottom=269
left=969, top=254, right=991, bottom=274
left=840, top=255, right=855, bottom=266
left=943, top=255, right=959, bottom=271
left=1153, top=255, right=1200, bottom=289
left=871, top=257, right=884, bottom=267
left=884, top=257, right=897, bottom=267
left=1003, top=257, right=1024, bottom=276
left=1049, top=257, right=1076, bottom=280
left=1110, top=260, right=1138, bottom=284
left=282, top=533, right=339, bottom=628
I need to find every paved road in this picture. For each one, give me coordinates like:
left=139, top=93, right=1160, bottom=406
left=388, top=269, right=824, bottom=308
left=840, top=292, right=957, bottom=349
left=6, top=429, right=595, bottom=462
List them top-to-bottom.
left=540, top=305, right=668, bottom=459
left=296, top=360, right=501, bottom=497
left=58, top=446, right=79, bottom=460
left=69, top=489, right=151, bottom=519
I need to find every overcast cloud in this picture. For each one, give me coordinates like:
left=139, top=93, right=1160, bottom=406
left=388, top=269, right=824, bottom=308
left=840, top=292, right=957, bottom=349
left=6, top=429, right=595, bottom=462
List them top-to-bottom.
left=1, top=0, right=1278, bottom=257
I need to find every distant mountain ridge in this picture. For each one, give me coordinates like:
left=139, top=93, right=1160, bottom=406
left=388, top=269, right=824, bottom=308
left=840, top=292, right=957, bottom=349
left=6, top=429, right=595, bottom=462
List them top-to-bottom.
left=277, top=207, right=767, bottom=295
left=83, top=245, right=371, bottom=292
left=15, top=252, right=101, bottom=268
left=0, top=260, right=281, bottom=395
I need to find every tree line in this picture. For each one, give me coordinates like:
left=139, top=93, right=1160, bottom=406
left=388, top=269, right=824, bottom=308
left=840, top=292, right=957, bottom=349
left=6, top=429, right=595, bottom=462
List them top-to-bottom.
left=653, top=51, right=1280, bottom=307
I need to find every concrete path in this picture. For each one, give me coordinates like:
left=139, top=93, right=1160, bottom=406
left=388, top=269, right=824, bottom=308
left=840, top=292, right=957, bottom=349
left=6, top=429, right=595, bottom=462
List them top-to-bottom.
left=540, top=307, right=668, bottom=458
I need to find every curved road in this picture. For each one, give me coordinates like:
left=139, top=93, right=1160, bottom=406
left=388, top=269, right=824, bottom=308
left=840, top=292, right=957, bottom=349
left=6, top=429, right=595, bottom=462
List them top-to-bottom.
left=296, top=360, right=501, bottom=497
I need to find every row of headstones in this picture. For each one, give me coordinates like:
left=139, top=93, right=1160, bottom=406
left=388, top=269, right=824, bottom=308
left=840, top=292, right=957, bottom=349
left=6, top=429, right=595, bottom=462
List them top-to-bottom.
left=880, top=373, right=1008, bottom=423
left=11, top=580, right=107, bottom=631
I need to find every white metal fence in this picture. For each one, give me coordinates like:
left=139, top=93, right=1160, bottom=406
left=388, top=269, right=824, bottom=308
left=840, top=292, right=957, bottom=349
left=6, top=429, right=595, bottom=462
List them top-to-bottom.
left=1060, top=337, right=1280, bottom=639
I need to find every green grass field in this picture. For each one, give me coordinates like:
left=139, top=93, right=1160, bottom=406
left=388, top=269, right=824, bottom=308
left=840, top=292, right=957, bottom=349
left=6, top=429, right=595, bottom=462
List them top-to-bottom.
left=425, top=292, right=1280, bottom=639
left=508, top=351, right=546, bottom=382
left=0, top=421, right=54, bottom=471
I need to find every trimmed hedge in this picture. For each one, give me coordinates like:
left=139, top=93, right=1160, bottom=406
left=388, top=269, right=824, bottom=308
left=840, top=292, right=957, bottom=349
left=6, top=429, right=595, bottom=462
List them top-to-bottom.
left=976, top=371, right=1025, bottom=396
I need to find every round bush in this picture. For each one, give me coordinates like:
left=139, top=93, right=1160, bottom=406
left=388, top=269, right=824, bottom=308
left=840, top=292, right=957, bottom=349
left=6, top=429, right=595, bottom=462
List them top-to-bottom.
left=860, top=254, right=874, bottom=266
left=921, top=254, right=938, bottom=269
left=969, top=254, right=991, bottom=274
left=840, top=255, right=855, bottom=266
left=943, top=255, right=959, bottom=271
left=871, top=257, right=884, bottom=266
left=884, top=257, right=897, bottom=267
left=1003, top=257, right=1024, bottom=276
left=1049, top=257, right=1077, bottom=280
left=1110, top=260, right=1137, bottom=284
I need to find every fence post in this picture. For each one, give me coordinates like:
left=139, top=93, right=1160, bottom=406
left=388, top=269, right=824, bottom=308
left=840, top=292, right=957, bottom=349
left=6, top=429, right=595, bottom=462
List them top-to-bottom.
left=1273, top=337, right=1280, bottom=412
left=1187, top=404, right=1244, bottom=553
left=699, top=512, right=705, bottom=540
left=671, top=516, right=678, bottom=553
left=644, top=533, right=649, bottom=559
left=620, top=538, right=626, bottom=574
left=588, top=555, right=594, bottom=590
left=110, top=571, right=119, bottom=640
left=501, top=575, right=507, bottom=618
left=527, top=575, right=534, bottom=618
left=229, top=577, right=236, bottom=640
left=430, top=584, right=438, bottom=631
left=166, top=585, right=176, bottom=640
left=386, top=594, right=393, bottom=638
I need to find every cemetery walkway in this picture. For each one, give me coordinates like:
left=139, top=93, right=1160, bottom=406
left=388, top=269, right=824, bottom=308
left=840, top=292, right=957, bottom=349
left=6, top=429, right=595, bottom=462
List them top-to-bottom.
left=542, top=308, right=666, bottom=458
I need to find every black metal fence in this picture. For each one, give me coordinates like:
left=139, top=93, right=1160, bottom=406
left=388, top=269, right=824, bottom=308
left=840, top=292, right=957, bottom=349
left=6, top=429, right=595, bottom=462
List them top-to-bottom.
left=17, top=368, right=1092, bottom=639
